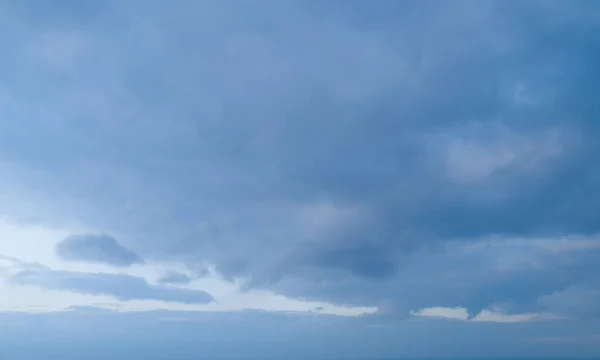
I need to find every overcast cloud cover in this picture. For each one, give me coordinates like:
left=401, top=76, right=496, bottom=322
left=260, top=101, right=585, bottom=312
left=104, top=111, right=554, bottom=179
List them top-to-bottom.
left=1, top=0, right=600, bottom=358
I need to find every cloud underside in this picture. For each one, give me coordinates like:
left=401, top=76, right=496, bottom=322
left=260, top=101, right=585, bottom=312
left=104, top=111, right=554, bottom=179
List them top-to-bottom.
left=0, top=0, right=598, bottom=324
left=55, top=233, right=143, bottom=267
left=9, top=269, right=214, bottom=304
left=158, top=271, right=193, bottom=284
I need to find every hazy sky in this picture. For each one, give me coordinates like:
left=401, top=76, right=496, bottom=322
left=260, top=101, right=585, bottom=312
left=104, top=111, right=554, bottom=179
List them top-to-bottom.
left=1, top=0, right=600, bottom=359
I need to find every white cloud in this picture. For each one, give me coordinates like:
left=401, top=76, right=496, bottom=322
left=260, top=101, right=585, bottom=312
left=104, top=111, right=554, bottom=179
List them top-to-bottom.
left=411, top=306, right=540, bottom=323
left=411, top=306, right=469, bottom=320
left=471, top=309, right=539, bottom=323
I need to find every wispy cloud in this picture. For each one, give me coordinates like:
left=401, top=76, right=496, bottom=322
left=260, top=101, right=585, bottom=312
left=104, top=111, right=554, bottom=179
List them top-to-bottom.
left=9, top=269, right=214, bottom=304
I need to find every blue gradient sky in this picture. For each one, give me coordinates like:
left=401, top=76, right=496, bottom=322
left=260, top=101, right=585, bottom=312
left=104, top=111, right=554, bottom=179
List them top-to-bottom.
left=1, top=0, right=600, bottom=358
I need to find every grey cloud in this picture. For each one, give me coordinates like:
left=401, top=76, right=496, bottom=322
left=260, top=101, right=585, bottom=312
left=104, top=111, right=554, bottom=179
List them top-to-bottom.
left=3, top=0, right=600, bottom=320
left=149, top=0, right=600, bottom=284
left=132, top=1, right=600, bottom=317
left=55, top=234, right=143, bottom=267
left=258, top=238, right=600, bottom=320
left=283, top=241, right=398, bottom=280
left=9, top=269, right=214, bottom=304
left=158, top=271, right=192, bottom=285
left=538, top=279, right=600, bottom=319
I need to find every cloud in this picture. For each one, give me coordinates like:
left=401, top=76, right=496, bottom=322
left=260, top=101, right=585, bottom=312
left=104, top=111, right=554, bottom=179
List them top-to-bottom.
left=0, top=1, right=599, bottom=352
left=426, top=123, right=564, bottom=184
left=0, top=225, right=376, bottom=316
left=55, top=234, right=143, bottom=267
left=258, top=234, right=600, bottom=321
left=286, top=241, right=398, bottom=280
left=0, top=254, right=22, bottom=269
left=9, top=269, right=214, bottom=304
left=158, top=271, right=192, bottom=285
left=538, top=282, right=600, bottom=318
left=412, top=306, right=539, bottom=323
left=411, top=307, right=469, bottom=321
left=471, top=309, right=540, bottom=323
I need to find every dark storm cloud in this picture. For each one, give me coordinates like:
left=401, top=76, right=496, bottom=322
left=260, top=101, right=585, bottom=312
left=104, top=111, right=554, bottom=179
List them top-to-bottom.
left=2, top=0, right=600, bottom=325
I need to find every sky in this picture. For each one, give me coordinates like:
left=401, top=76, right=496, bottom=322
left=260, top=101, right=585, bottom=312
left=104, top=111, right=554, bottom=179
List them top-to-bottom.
left=1, top=0, right=600, bottom=359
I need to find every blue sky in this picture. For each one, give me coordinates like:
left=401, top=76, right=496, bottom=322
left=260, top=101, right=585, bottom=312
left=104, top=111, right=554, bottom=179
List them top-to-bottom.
left=1, top=0, right=600, bottom=358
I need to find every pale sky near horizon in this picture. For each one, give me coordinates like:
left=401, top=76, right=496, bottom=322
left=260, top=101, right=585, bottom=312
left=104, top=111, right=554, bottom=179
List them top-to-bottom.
left=1, top=0, right=600, bottom=358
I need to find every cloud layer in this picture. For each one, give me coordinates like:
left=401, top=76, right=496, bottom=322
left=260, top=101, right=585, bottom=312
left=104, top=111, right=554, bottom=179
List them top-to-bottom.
left=0, top=0, right=600, bottom=357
